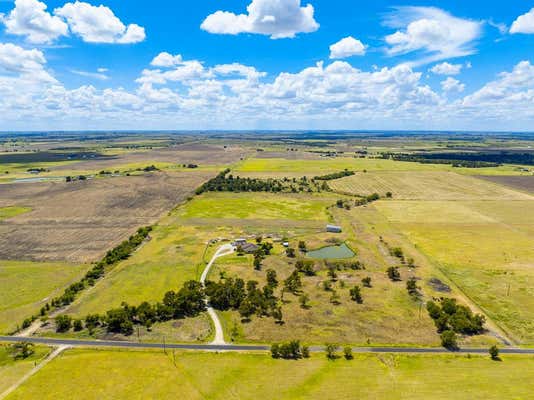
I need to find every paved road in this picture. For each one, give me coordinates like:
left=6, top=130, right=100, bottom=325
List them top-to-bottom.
left=200, top=243, right=234, bottom=345
left=2, top=336, right=534, bottom=355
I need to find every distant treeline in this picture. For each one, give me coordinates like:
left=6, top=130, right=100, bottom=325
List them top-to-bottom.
left=382, top=151, right=534, bottom=167
left=314, top=170, right=355, bottom=180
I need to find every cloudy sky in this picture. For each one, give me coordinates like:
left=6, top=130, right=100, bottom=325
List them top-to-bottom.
left=0, top=0, right=533, bottom=131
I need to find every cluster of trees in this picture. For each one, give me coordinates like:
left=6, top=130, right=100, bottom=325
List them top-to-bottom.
left=381, top=153, right=501, bottom=168
left=182, top=164, right=198, bottom=169
left=196, top=170, right=328, bottom=194
left=314, top=170, right=355, bottom=181
left=65, top=175, right=88, bottom=182
left=354, top=193, right=382, bottom=207
left=47, top=227, right=153, bottom=313
left=253, top=242, right=273, bottom=270
left=295, top=260, right=315, bottom=276
left=324, top=260, right=364, bottom=271
left=205, top=272, right=282, bottom=323
left=406, top=277, right=421, bottom=299
left=74, top=280, right=206, bottom=336
left=427, top=298, right=486, bottom=349
left=271, top=340, right=309, bottom=359
left=9, top=342, right=35, bottom=360
left=325, top=344, right=354, bottom=360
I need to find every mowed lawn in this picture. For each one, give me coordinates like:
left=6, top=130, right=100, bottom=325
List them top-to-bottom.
left=329, top=171, right=532, bottom=200
left=177, top=192, right=331, bottom=221
left=375, top=200, right=534, bottom=344
left=0, top=261, right=88, bottom=334
left=0, top=344, right=51, bottom=395
left=7, top=348, right=534, bottom=400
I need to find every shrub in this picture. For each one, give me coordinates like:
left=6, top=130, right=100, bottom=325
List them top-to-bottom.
left=440, top=330, right=458, bottom=350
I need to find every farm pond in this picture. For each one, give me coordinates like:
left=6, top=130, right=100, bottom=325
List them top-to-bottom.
left=306, top=243, right=355, bottom=260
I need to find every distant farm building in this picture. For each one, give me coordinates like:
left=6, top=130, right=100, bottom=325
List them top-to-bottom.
left=326, top=225, right=342, bottom=233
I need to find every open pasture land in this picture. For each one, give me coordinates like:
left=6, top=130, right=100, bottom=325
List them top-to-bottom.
left=234, top=156, right=529, bottom=177
left=0, top=171, right=212, bottom=263
left=329, top=171, right=532, bottom=200
left=477, top=175, right=534, bottom=194
left=177, top=192, right=332, bottom=221
left=375, top=200, right=534, bottom=344
left=0, top=207, right=31, bottom=220
left=0, top=261, right=88, bottom=334
left=0, top=344, right=51, bottom=395
left=7, top=348, right=534, bottom=400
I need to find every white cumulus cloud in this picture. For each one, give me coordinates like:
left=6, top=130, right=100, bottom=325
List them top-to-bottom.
left=0, top=0, right=68, bottom=44
left=201, top=0, right=319, bottom=39
left=54, top=1, right=146, bottom=44
left=384, top=7, right=482, bottom=66
left=510, top=8, right=534, bottom=34
left=329, top=36, right=366, bottom=59
left=150, top=52, right=183, bottom=67
left=430, top=62, right=463, bottom=75
left=441, top=77, right=464, bottom=92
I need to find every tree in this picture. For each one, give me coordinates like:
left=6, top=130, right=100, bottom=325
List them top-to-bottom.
left=298, top=241, right=307, bottom=252
left=286, top=247, right=296, bottom=258
left=253, top=256, right=262, bottom=271
left=327, top=266, right=338, bottom=281
left=387, top=267, right=401, bottom=282
left=266, top=269, right=278, bottom=289
left=284, top=271, right=302, bottom=295
left=362, top=277, right=372, bottom=288
left=406, top=277, right=420, bottom=298
left=350, top=286, right=363, bottom=304
left=330, top=290, right=341, bottom=305
left=299, top=293, right=310, bottom=309
left=239, top=299, right=255, bottom=321
left=272, top=306, right=283, bottom=324
left=55, top=315, right=72, bottom=333
left=73, top=319, right=83, bottom=332
left=440, top=330, right=458, bottom=350
left=10, top=342, right=35, bottom=359
left=271, top=343, right=280, bottom=359
left=325, top=343, right=339, bottom=360
left=302, top=345, right=310, bottom=358
left=489, top=345, right=500, bottom=361
left=343, top=346, right=353, bottom=360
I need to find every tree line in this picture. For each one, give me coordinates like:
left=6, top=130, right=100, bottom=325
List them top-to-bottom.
left=19, top=226, right=152, bottom=333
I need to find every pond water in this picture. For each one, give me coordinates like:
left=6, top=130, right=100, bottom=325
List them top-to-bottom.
left=306, top=243, right=355, bottom=260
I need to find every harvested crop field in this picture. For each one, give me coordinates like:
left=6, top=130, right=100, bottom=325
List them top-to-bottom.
left=51, top=144, right=249, bottom=172
left=0, top=171, right=213, bottom=262
left=329, top=171, right=532, bottom=200
left=477, top=175, right=534, bottom=194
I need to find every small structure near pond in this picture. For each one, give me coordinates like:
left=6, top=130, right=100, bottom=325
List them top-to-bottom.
left=326, top=224, right=342, bottom=233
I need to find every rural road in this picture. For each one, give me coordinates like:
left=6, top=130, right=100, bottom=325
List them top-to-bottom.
left=200, top=243, right=234, bottom=345
left=1, top=336, right=534, bottom=355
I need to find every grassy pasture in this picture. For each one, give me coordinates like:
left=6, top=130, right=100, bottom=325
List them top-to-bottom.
left=235, top=157, right=531, bottom=176
left=329, top=171, right=532, bottom=200
left=177, top=192, right=332, bottom=221
left=375, top=200, right=534, bottom=344
left=0, top=207, right=31, bottom=220
left=0, top=261, right=88, bottom=334
left=0, top=344, right=51, bottom=395
left=7, top=348, right=534, bottom=400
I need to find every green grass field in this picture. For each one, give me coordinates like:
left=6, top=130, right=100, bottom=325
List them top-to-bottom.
left=234, top=157, right=530, bottom=176
left=329, top=171, right=532, bottom=200
left=177, top=192, right=331, bottom=221
left=375, top=200, right=534, bottom=344
left=0, top=207, right=32, bottom=220
left=0, top=261, right=88, bottom=334
left=0, top=344, right=51, bottom=395
left=7, top=348, right=534, bottom=399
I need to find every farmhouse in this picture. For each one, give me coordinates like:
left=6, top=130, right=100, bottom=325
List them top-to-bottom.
left=326, top=224, right=342, bottom=233
left=233, top=239, right=259, bottom=254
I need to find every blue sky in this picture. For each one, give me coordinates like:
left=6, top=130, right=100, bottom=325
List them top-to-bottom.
left=0, top=0, right=533, bottom=131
